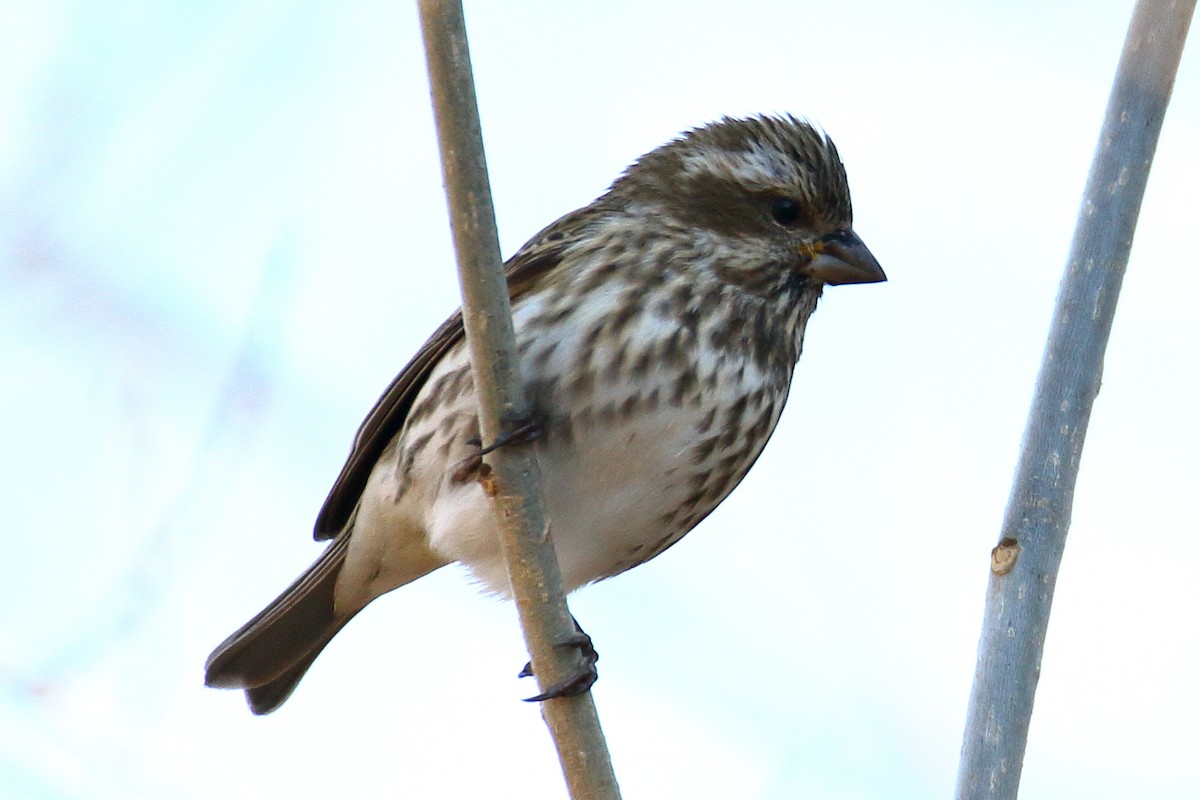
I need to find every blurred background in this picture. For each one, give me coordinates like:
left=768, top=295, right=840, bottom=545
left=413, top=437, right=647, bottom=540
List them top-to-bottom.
left=2, top=1, right=1197, bottom=797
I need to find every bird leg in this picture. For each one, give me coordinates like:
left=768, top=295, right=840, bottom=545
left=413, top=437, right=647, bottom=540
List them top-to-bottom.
left=450, top=415, right=543, bottom=484
left=519, top=616, right=600, bottom=702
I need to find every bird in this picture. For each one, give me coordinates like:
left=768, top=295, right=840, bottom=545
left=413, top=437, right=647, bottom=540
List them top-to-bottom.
left=204, top=114, right=886, bottom=714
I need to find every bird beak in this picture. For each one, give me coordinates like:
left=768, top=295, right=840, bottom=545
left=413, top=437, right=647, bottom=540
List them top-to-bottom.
left=805, top=230, right=887, bottom=285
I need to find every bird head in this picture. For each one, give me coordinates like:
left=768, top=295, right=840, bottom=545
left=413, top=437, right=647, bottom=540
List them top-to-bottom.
left=609, top=114, right=885, bottom=295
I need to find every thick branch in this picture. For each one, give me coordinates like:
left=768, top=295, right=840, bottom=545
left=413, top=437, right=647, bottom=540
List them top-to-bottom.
left=416, top=2, right=622, bottom=798
left=955, top=2, right=1195, bottom=798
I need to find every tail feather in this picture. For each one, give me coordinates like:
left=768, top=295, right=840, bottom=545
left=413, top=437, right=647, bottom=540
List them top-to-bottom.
left=205, top=535, right=351, bottom=711
left=244, top=638, right=337, bottom=715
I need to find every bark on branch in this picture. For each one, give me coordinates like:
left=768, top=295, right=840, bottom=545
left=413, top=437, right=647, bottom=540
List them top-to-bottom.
left=416, top=2, right=622, bottom=798
left=956, top=2, right=1195, bottom=797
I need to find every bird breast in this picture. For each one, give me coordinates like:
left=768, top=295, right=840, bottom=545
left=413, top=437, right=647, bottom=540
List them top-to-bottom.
left=409, top=259, right=805, bottom=595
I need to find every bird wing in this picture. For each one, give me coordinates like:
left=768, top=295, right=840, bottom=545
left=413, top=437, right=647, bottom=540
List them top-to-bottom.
left=313, top=206, right=603, bottom=540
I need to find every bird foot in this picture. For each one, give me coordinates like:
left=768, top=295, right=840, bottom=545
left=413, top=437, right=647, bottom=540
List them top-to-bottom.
left=451, top=417, right=543, bottom=484
left=477, top=417, right=543, bottom=456
left=519, top=629, right=600, bottom=702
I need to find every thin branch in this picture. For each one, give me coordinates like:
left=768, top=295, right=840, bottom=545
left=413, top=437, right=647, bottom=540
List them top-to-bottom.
left=415, top=2, right=622, bottom=798
left=955, top=2, right=1195, bottom=798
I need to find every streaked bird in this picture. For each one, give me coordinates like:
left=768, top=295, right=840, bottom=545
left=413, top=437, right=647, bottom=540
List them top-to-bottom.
left=205, top=114, right=885, bottom=714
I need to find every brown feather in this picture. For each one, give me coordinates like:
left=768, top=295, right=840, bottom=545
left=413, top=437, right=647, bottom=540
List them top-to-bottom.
left=313, top=206, right=604, bottom=540
left=204, top=534, right=350, bottom=694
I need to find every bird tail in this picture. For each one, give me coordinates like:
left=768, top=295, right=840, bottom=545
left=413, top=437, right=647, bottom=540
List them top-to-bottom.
left=205, top=534, right=354, bottom=715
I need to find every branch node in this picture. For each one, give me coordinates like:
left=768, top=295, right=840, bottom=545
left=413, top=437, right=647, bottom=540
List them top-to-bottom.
left=990, top=538, right=1021, bottom=576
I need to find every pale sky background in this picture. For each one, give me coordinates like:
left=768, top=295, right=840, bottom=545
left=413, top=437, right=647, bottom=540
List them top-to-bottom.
left=2, top=1, right=1198, bottom=798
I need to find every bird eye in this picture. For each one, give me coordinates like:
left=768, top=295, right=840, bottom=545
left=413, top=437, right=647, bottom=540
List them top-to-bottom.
left=770, top=197, right=802, bottom=227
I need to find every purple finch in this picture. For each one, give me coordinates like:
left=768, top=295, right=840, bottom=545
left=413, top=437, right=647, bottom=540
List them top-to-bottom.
left=205, top=114, right=885, bottom=713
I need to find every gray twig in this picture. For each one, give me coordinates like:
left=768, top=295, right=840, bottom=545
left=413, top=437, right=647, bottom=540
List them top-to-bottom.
left=416, top=2, right=622, bottom=798
left=955, top=2, right=1195, bottom=797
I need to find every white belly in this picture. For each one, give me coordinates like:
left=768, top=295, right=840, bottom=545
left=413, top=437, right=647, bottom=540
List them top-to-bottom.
left=346, top=272, right=795, bottom=601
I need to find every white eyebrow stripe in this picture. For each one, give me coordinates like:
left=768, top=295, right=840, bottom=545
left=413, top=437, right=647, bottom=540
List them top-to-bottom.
left=677, top=142, right=794, bottom=188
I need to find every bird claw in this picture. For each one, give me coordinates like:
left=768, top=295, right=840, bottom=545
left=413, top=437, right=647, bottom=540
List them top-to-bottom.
left=477, top=417, right=543, bottom=456
left=451, top=418, right=543, bottom=484
left=519, top=629, right=600, bottom=702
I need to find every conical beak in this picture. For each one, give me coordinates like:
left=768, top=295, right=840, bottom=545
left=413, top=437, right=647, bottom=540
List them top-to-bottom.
left=806, top=229, right=886, bottom=285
